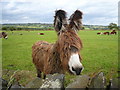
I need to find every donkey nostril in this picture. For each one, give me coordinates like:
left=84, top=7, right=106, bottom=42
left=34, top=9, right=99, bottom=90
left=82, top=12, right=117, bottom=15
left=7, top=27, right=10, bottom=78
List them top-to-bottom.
left=72, top=67, right=75, bottom=71
left=76, top=68, right=83, bottom=75
left=79, top=68, right=82, bottom=71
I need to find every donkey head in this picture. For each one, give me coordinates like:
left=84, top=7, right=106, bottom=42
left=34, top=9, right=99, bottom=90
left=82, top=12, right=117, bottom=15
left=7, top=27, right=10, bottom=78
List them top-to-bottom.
left=54, top=10, right=84, bottom=75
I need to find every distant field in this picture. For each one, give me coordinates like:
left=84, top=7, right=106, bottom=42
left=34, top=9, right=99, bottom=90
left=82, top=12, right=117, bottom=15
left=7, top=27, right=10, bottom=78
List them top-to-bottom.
left=2, top=30, right=118, bottom=86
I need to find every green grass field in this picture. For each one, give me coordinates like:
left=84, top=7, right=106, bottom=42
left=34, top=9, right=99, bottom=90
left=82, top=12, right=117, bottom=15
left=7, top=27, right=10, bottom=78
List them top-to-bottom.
left=2, top=30, right=118, bottom=86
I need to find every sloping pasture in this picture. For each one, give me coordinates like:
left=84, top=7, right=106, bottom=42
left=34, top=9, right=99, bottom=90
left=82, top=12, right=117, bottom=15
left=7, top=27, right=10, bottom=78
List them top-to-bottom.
left=2, top=30, right=118, bottom=85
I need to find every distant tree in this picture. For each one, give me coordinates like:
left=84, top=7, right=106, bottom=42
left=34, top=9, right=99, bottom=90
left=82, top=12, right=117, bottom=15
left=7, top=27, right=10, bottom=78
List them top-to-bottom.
left=108, top=23, right=119, bottom=30
left=2, top=26, right=7, bottom=30
left=81, top=26, right=85, bottom=30
left=9, top=27, right=16, bottom=31
left=17, top=27, right=22, bottom=30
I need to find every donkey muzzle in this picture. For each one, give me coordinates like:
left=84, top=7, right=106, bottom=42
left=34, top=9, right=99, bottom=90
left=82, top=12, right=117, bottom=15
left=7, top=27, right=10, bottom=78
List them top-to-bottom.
left=72, top=67, right=83, bottom=75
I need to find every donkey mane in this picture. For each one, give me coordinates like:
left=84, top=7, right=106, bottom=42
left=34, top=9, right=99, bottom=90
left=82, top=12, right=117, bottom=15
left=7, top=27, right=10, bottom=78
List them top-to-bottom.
left=56, top=30, right=83, bottom=71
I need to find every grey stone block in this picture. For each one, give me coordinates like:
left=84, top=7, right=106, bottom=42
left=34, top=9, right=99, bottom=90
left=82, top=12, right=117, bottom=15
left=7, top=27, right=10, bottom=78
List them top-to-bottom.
left=66, top=75, right=90, bottom=89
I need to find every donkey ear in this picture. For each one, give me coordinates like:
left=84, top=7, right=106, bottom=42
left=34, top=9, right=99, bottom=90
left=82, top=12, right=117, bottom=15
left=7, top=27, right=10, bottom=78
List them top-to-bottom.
left=54, top=10, right=68, bottom=35
left=69, top=10, right=83, bottom=31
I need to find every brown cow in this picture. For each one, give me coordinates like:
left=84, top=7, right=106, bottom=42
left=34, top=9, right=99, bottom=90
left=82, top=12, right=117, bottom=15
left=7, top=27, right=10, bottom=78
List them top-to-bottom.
left=110, top=30, right=117, bottom=35
left=0, top=32, right=8, bottom=39
left=103, top=32, right=109, bottom=35
left=38, top=33, right=44, bottom=35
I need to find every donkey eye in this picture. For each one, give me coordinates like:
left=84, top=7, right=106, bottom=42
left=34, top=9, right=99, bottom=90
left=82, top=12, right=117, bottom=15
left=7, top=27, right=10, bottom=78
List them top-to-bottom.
left=70, top=46, right=78, bottom=53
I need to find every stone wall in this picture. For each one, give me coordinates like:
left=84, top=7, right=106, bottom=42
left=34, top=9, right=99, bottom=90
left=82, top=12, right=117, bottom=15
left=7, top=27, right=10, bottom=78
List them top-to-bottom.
left=1, top=72, right=119, bottom=90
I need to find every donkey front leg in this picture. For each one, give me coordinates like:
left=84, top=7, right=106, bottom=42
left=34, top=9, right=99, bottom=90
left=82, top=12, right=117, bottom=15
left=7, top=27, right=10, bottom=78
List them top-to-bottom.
left=37, top=69, right=41, bottom=78
left=43, top=74, right=46, bottom=79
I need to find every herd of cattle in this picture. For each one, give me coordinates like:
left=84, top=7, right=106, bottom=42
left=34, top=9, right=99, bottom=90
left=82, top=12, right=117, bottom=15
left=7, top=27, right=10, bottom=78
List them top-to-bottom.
left=0, top=30, right=117, bottom=39
left=97, top=30, right=117, bottom=35
left=0, top=32, right=45, bottom=39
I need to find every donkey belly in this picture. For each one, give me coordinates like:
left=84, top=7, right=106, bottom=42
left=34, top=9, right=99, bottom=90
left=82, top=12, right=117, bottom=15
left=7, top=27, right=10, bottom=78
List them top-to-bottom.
left=32, top=41, right=53, bottom=72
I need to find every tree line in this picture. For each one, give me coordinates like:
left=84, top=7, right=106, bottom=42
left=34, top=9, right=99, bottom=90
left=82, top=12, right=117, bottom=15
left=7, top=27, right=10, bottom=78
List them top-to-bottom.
left=1, top=23, right=119, bottom=31
left=1, top=26, right=54, bottom=31
left=2, top=26, right=22, bottom=31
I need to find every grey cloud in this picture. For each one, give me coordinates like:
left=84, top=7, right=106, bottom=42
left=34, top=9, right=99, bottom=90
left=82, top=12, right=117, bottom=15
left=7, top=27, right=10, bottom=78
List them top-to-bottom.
left=1, top=0, right=119, bottom=25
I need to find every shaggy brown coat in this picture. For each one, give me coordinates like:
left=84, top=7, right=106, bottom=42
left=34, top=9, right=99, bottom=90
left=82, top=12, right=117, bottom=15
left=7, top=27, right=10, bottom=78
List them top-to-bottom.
left=32, top=30, right=82, bottom=76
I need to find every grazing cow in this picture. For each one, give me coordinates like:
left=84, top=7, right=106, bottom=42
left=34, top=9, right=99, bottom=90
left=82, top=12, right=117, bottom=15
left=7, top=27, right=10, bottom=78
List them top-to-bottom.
left=32, top=10, right=84, bottom=78
left=110, top=30, right=117, bottom=35
left=0, top=32, right=8, bottom=39
left=97, top=32, right=103, bottom=35
left=103, top=32, right=109, bottom=35
left=38, top=33, right=44, bottom=35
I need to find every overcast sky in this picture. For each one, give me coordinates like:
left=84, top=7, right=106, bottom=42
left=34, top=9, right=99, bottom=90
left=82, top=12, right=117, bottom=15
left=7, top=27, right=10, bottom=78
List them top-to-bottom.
left=1, top=0, right=119, bottom=25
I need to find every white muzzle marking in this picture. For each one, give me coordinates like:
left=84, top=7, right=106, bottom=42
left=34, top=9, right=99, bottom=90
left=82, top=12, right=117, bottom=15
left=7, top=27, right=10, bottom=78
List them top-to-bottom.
left=68, top=53, right=83, bottom=75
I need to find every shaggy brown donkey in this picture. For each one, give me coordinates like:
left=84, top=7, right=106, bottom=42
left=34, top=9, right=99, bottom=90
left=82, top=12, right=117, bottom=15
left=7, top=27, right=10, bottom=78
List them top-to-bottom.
left=32, top=10, right=84, bottom=78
